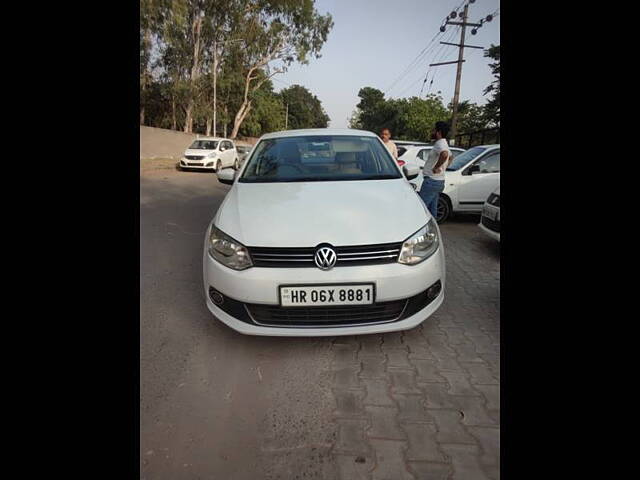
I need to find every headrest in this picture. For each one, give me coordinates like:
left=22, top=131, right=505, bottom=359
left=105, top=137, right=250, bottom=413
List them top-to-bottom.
left=278, top=142, right=301, bottom=164
left=335, top=152, right=357, bottom=164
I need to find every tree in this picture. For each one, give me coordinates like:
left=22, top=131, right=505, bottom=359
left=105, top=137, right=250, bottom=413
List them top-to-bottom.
left=140, top=0, right=332, bottom=138
left=140, top=0, right=163, bottom=125
left=226, top=0, right=333, bottom=138
left=483, top=44, right=500, bottom=127
left=279, top=84, right=329, bottom=129
left=349, top=87, right=386, bottom=131
left=349, top=88, right=449, bottom=142
left=448, top=100, right=488, bottom=133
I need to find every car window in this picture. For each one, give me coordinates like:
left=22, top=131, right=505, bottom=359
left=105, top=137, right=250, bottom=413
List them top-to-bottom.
left=239, top=135, right=403, bottom=183
left=189, top=140, right=218, bottom=150
left=227, top=141, right=234, bottom=149
left=447, top=146, right=486, bottom=171
left=418, top=148, right=432, bottom=160
left=451, top=149, right=464, bottom=158
left=476, top=151, right=500, bottom=173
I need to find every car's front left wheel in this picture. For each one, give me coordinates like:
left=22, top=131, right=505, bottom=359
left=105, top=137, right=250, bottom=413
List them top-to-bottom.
left=233, top=158, right=239, bottom=170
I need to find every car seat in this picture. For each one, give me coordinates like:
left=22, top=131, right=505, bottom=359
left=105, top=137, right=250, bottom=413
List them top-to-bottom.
left=276, top=142, right=305, bottom=176
left=335, top=152, right=362, bottom=174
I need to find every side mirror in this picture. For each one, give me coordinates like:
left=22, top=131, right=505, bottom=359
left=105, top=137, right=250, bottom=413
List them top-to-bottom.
left=403, top=164, right=419, bottom=180
left=464, top=164, right=480, bottom=176
left=217, top=168, right=235, bottom=185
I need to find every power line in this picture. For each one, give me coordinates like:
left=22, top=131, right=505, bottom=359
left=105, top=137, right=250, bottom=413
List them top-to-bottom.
left=384, top=1, right=470, bottom=96
left=411, top=26, right=460, bottom=98
left=383, top=30, right=447, bottom=95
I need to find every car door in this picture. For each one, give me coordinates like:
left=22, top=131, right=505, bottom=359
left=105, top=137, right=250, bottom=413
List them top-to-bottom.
left=219, top=141, right=230, bottom=167
left=229, top=141, right=240, bottom=166
left=456, top=149, right=500, bottom=211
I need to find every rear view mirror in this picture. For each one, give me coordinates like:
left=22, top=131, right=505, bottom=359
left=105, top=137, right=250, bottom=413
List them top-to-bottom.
left=403, top=164, right=419, bottom=180
left=465, top=164, right=480, bottom=176
left=217, top=168, right=235, bottom=185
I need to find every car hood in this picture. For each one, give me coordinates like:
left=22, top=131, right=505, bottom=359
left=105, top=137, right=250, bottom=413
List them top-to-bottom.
left=184, top=149, right=215, bottom=157
left=215, top=179, right=430, bottom=247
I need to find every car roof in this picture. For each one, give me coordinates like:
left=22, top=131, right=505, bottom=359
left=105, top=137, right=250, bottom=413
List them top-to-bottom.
left=260, top=128, right=378, bottom=140
left=193, top=136, right=230, bottom=141
left=393, top=140, right=430, bottom=146
left=402, top=145, right=466, bottom=151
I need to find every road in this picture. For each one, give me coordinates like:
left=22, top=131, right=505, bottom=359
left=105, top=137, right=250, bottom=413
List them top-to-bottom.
left=140, top=162, right=500, bottom=480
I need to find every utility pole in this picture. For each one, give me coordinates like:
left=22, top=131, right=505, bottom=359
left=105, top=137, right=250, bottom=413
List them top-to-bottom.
left=430, top=3, right=483, bottom=144
left=450, top=5, right=469, bottom=142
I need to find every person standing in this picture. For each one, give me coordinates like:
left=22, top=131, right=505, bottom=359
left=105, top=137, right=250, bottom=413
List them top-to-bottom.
left=419, top=121, right=452, bottom=219
left=380, top=128, right=398, bottom=160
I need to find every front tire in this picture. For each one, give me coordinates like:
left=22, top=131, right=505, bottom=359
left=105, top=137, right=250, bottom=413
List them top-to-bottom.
left=233, top=158, right=239, bottom=170
left=216, top=160, right=222, bottom=172
left=436, top=195, right=451, bottom=223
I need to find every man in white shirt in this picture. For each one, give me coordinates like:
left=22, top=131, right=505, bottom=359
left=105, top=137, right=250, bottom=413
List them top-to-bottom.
left=418, top=121, right=452, bottom=219
left=380, top=128, right=398, bottom=160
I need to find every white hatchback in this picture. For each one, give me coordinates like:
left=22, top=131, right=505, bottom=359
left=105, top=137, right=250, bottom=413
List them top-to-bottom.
left=203, top=129, right=445, bottom=336
left=179, top=137, right=240, bottom=171
left=408, top=144, right=500, bottom=222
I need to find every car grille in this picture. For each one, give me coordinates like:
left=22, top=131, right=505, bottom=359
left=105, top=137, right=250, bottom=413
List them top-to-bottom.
left=185, top=155, right=204, bottom=160
left=188, top=162, right=206, bottom=166
left=481, top=215, right=500, bottom=233
left=248, top=242, right=403, bottom=268
left=246, top=299, right=407, bottom=327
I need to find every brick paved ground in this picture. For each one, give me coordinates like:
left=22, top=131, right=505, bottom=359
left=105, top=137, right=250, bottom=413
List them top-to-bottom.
left=327, top=216, right=500, bottom=480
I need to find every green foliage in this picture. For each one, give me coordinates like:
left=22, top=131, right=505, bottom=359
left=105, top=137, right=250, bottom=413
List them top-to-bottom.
left=140, top=0, right=332, bottom=137
left=483, top=44, right=500, bottom=127
left=278, top=84, right=329, bottom=129
left=350, top=88, right=449, bottom=142
left=447, top=100, right=489, bottom=133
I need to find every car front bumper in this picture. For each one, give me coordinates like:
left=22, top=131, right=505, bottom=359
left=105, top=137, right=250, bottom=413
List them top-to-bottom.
left=180, top=159, right=216, bottom=169
left=479, top=204, right=500, bottom=241
left=202, top=242, right=446, bottom=336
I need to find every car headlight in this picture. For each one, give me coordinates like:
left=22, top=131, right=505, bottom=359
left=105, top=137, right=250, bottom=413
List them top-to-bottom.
left=207, top=152, right=218, bottom=158
left=398, top=218, right=439, bottom=265
left=208, top=226, right=253, bottom=270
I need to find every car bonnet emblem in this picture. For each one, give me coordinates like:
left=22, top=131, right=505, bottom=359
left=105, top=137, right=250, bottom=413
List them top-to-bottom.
left=315, top=246, right=337, bottom=270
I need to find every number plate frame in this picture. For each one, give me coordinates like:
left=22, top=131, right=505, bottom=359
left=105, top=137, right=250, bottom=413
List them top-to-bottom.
left=279, top=283, right=377, bottom=308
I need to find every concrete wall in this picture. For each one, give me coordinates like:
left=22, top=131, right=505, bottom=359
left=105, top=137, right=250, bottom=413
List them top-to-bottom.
left=140, top=125, right=257, bottom=160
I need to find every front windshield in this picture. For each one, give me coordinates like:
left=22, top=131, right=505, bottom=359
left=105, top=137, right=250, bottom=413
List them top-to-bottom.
left=239, top=135, right=403, bottom=183
left=189, top=140, right=218, bottom=150
left=447, top=146, right=486, bottom=171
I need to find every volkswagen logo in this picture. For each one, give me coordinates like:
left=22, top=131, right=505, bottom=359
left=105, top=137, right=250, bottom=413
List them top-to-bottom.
left=314, top=245, right=337, bottom=270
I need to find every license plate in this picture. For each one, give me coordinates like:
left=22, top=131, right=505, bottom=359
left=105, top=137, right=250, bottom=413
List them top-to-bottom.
left=483, top=207, right=498, bottom=221
left=280, top=284, right=375, bottom=307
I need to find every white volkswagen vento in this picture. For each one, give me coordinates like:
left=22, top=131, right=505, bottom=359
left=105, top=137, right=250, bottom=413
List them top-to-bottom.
left=203, top=129, right=445, bottom=336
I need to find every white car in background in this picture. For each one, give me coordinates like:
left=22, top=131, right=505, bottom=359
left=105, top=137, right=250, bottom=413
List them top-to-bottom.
left=204, top=128, right=444, bottom=337
left=179, top=137, right=240, bottom=172
left=394, top=140, right=431, bottom=158
left=409, top=144, right=500, bottom=223
left=399, top=145, right=466, bottom=179
left=479, top=187, right=500, bottom=241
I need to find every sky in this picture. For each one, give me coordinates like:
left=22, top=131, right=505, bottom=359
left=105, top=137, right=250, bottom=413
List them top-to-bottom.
left=273, top=0, right=500, bottom=129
